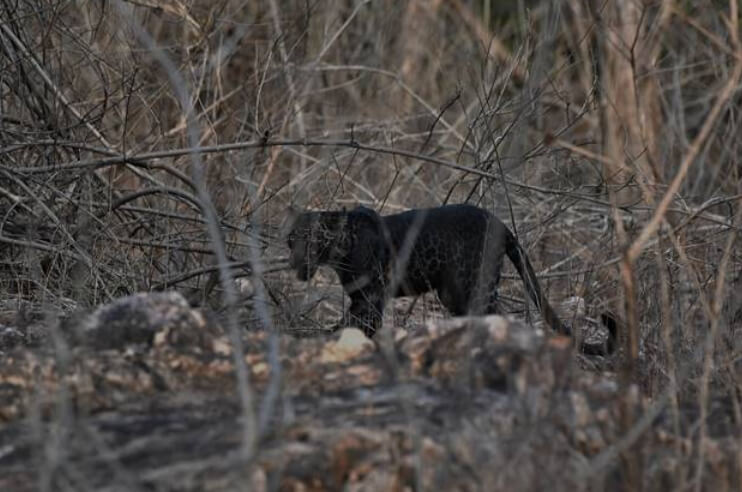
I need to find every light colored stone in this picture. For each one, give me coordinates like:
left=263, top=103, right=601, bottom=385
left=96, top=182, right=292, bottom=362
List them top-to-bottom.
left=320, top=328, right=374, bottom=364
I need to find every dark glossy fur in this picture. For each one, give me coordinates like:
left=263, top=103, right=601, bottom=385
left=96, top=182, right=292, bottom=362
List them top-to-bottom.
left=287, top=204, right=615, bottom=355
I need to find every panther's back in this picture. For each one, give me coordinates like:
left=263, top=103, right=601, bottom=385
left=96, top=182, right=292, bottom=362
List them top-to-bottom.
left=382, top=205, right=506, bottom=299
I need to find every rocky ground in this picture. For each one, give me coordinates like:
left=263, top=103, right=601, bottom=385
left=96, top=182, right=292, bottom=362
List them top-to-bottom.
left=0, top=292, right=738, bottom=491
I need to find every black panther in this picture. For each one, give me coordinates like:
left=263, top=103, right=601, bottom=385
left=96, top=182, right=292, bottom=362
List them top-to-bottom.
left=286, top=204, right=615, bottom=355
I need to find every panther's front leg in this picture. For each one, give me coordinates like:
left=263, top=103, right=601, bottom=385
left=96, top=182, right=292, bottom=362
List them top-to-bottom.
left=337, top=289, right=385, bottom=338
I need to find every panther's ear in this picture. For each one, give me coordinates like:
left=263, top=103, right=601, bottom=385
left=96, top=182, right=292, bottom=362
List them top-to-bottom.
left=283, top=205, right=303, bottom=238
left=286, top=205, right=301, bottom=221
left=351, top=205, right=381, bottom=227
left=349, top=206, right=384, bottom=246
left=352, top=207, right=389, bottom=259
left=325, top=211, right=347, bottom=232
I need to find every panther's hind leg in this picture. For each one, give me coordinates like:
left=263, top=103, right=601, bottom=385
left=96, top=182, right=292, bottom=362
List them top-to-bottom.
left=472, top=234, right=505, bottom=315
left=438, top=283, right=472, bottom=317
left=465, top=283, right=501, bottom=316
left=481, top=287, right=501, bottom=315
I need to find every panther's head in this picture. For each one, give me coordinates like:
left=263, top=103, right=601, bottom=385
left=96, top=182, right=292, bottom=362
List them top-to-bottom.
left=285, top=209, right=346, bottom=281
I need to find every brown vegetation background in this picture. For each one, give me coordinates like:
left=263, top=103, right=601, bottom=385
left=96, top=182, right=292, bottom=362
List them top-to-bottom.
left=1, top=0, right=742, bottom=490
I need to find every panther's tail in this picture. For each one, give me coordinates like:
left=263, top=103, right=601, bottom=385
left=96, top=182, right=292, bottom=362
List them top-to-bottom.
left=504, top=228, right=616, bottom=355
